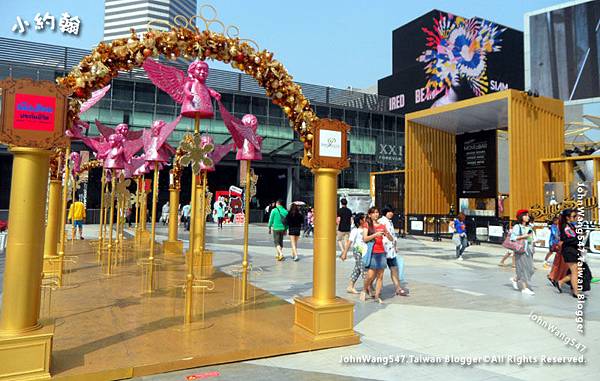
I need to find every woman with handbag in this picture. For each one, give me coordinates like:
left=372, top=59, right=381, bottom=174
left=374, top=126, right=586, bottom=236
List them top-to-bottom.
left=360, top=207, right=393, bottom=304
left=508, top=209, right=536, bottom=295
left=555, top=209, right=584, bottom=298
left=341, top=213, right=367, bottom=294
left=453, top=213, right=468, bottom=261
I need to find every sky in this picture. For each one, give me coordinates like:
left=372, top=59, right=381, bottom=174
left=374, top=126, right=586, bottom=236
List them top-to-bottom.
left=0, top=0, right=564, bottom=89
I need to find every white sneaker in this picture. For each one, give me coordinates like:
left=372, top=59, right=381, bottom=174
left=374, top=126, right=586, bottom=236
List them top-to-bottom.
left=457, top=256, right=464, bottom=261
left=510, top=278, right=519, bottom=290
left=522, top=288, right=535, bottom=296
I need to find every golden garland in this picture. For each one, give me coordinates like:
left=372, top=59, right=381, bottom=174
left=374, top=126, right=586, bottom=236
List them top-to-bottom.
left=57, top=16, right=318, bottom=163
left=171, top=134, right=193, bottom=190
left=49, top=148, right=64, bottom=180
left=78, top=160, right=103, bottom=175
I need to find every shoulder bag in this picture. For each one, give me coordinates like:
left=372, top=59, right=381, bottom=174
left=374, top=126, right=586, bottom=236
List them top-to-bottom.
left=502, top=225, right=526, bottom=254
left=362, top=241, right=375, bottom=268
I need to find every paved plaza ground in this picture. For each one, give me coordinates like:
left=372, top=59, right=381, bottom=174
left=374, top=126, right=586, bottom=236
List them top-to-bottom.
left=1, top=222, right=598, bottom=380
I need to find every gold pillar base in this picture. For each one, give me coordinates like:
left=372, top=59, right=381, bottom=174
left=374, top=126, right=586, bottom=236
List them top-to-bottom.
left=135, top=230, right=151, bottom=246
left=162, top=240, right=183, bottom=256
left=192, top=250, right=213, bottom=278
left=42, top=256, right=59, bottom=278
left=294, top=297, right=358, bottom=342
left=0, top=323, right=53, bottom=381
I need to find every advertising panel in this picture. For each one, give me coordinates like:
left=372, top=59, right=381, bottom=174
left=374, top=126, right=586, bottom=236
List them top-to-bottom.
left=379, top=10, right=524, bottom=114
left=456, top=130, right=497, bottom=198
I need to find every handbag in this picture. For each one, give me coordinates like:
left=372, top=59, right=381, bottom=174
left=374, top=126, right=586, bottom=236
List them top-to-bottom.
left=502, top=225, right=526, bottom=254
left=452, top=233, right=461, bottom=246
left=362, top=241, right=375, bottom=268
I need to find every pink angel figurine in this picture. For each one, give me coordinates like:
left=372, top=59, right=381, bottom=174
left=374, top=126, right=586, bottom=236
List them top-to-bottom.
left=143, top=59, right=221, bottom=119
left=67, top=85, right=111, bottom=138
left=218, top=103, right=262, bottom=160
left=142, top=116, right=182, bottom=169
left=95, top=120, right=143, bottom=141
left=70, top=151, right=81, bottom=177
left=124, top=156, right=147, bottom=178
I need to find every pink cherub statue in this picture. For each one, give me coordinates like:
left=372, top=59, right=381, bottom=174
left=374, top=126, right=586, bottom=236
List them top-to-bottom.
left=143, top=59, right=221, bottom=119
left=67, top=85, right=111, bottom=139
left=218, top=103, right=262, bottom=160
left=142, top=116, right=182, bottom=169
left=95, top=120, right=143, bottom=141
left=70, top=151, right=81, bottom=177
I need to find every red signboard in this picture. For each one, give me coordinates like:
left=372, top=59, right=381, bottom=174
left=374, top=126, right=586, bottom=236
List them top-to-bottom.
left=13, top=93, right=56, bottom=132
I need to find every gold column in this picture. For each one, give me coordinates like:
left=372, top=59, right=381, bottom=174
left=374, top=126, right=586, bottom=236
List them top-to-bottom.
left=184, top=116, right=201, bottom=324
left=57, top=145, right=71, bottom=287
left=0, top=148, right=54, bottom=380
left=0, top=148, right=52, bottom=332
left=241, top=161, right=251, bottom=302
left=146, top=162, right=160, bottom=292
left=293, top=168, right=357, bottom=342
left=312, top=168, right=337, bottom=302
left=98, top=170, right=106, bottom=244
left=106, top=170, right=116, bottom=275
left=70, top=174, right=76, bottom=241
left=192, top=174, right=203, bottom=256
left=43, top=179, right=62, bottom=259
left=163, top=186, right=183, bottom=255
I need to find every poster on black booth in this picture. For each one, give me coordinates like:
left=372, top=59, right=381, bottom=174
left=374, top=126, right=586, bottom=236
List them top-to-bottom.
left=456, top=130, right=497, bottom=198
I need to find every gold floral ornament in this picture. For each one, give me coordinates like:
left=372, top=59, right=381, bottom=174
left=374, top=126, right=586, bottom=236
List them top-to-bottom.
left=56, top=4, right=319, bottom=168
left=179, top=133, right=214, bottom=175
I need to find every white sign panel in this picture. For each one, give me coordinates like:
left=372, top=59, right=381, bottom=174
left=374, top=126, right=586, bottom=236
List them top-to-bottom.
left=319, top=130, right=342, bottom=158
left=410, top=220, right=423, bottom=231
left=488, top=225, right=504, bottom=238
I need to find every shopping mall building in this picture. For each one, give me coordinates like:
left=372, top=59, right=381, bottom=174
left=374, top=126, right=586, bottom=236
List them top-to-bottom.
left=0, top=37, right=403, bottom=215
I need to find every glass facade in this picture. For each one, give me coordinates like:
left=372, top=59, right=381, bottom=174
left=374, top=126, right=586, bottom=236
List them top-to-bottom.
left=0, top=38, right=404, bottom=209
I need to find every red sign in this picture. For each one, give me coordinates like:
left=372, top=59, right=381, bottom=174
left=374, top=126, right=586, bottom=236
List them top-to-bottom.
left=13, top=93, right=56, bottom=132
left=145, top=179, right=152, bottom=192
left=185, top=371, right=220, bottom=380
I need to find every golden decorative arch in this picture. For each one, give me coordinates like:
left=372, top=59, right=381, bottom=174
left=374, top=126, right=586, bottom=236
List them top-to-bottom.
left=57, top=10, right=318, bottom=164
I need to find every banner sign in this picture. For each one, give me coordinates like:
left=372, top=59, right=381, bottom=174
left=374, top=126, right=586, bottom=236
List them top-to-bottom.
left=13, top=93, right=56, bottom=131
left=456, top=130, right=497, bottom=198
left=376, top=135, right=403, bottom=164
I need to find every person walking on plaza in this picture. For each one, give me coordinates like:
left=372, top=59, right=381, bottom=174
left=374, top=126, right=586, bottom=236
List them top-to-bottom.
left=68, top=196, right=86, bottom=240
left=337, top=198, right=353, bottom=257
left=268, top=199, right=288, bottom=261
left=161, top=201, right=170, bottom=225
left=215, top=202, right=225, bottom=229
left=181, top=203, right=191, bottom=231
left=286, top=203, right=304, bottom=261
left=361, top=207, right=393, bottom=304
left=379, top=207, right=408, bottom=296
left=304, top=208, right=314, bottom=237
left=509, top=209, right=536, bottom=295
left=555, top=209, right=583, bottom=298
left=342, top=213, right=367, bottom=294
left=452, top=213, right=468, bottom=260
left=544, top=216, right=560, bottom=268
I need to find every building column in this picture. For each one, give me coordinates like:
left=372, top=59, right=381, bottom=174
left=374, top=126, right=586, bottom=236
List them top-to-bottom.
left=0, top=147, right=54, bottom=380
left=286, top=166, right=293, bottom=207
left=294, top=168, right=358, bottom=342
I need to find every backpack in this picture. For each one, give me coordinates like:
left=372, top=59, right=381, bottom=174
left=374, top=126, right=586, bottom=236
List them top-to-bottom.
left=277, top=207, right=287, bottom=227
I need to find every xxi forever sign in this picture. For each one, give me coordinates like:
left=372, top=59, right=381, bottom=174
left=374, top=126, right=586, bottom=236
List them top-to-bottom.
left=376, top=136, right=403, bottom=164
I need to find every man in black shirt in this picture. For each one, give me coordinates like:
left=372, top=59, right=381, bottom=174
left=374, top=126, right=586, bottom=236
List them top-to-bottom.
left=336, top=198, right=353, bottom=256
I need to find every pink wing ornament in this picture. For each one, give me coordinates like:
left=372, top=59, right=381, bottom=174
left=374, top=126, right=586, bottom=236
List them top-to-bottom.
left=143, top=58, right=220, bottom=119
left=67, top=85, right=111, bottom=138
left=80, top=85, right=111, bottom=114
left=218, top=103, right=262, bottom=154
left=142, top=116, right=182, bottom=163
left=95, top=120, right=143, bottom=140
left=208, top=143, right=235, bottom=171
left=70, top=152, right=81, bottom=177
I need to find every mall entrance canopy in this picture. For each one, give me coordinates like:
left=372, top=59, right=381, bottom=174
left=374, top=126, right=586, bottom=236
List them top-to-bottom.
left=405, top=89, right=564, bottom=220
